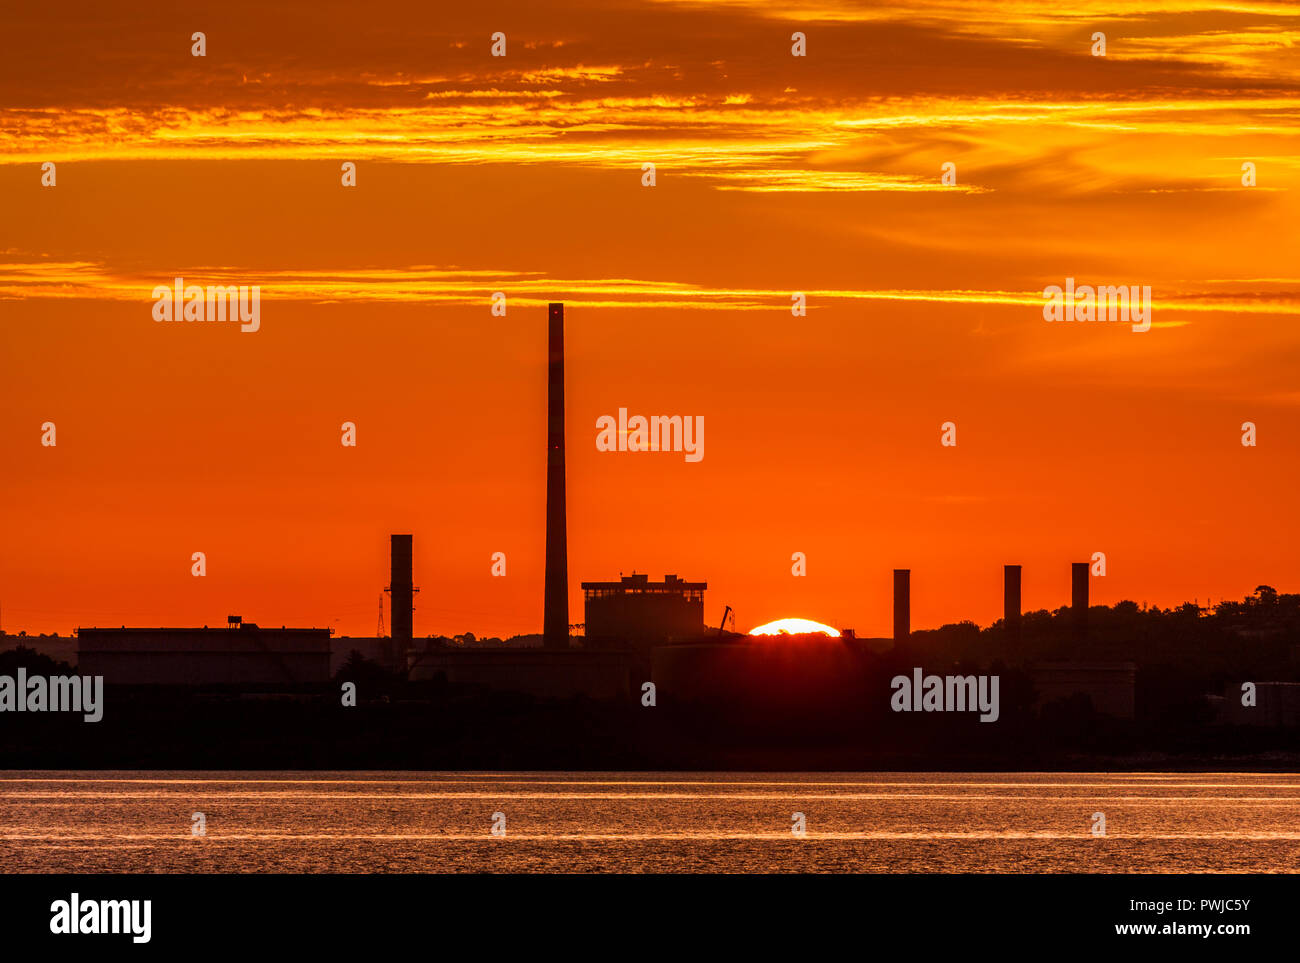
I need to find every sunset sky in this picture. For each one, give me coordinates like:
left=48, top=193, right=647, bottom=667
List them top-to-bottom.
left=2, top=0, right=1299, bottom=640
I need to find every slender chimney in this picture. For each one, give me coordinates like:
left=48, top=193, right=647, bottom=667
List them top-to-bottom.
left=543, top=303, right=569, bottom=649
left=388, top=534, right=415, bottom=647
left=1071, top=561, right=1089, bottom=632
left=1004, top=564, right=1022, bottom=637
left=893, top=569, right=910, bottom=643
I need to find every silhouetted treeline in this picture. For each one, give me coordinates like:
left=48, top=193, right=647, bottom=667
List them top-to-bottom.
left=913, top=585, right=1299, bottom=680
left=0, top=646, right=74, bottom=677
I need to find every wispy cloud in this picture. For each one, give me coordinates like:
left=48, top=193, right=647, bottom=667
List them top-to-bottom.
left=4, top=1, right=1299, bottom=195
left=2, top=258, right=1295, bottom=318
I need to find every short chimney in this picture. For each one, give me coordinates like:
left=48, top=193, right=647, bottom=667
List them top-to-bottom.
left=388, top=534, right=416, bottom=647
left=1071, top=561, right=1089, bottom=631
left=1004, top=565, right=1022, bottom=637
left=893, top=569, right=910, bottom=642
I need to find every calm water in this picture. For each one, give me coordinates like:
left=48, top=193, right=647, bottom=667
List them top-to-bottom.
left=1, top=771, right=1297, bottom=873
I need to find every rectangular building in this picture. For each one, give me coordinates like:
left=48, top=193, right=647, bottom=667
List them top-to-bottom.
left=580, top=573, right=705, bottom=647
left=77, top=624, right=331, bottom=685
left=407, top=647, right=631, bottom=699
left=1032, top=661, right=1137, bottom=720
left=1218, top=682, right=1300, bottom=727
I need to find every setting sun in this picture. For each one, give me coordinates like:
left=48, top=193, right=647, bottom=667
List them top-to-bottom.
left=749, top=618, right=841, bottom=637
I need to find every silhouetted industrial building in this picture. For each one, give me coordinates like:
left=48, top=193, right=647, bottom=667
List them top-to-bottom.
left=581, top=573, right=706, bottom=647
left=77, top=622, right=331, bottom=685
left=653, top=634, right=872, bottom=708
left=408, top=646, right=631, bottom=698
left=1033, top=661, right=1136, bottom=719
left=1217, top=682, right=1300, bottom=726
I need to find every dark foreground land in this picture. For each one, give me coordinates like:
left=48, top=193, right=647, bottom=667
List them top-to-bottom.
left=0, top=676, right=1296, bottom=770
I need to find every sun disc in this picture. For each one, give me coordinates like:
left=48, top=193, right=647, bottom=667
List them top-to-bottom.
left=749, top=618, right=840, bottom=637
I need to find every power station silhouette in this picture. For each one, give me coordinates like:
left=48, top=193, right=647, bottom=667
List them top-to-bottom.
left=66, top=302, right=1138, bottom=717
left=402, top=302, right=703, bottom=696
left=73, top=303, right=702, bottom=693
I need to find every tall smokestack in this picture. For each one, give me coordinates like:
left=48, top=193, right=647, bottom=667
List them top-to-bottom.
left=543, top=303, right=569, bottom=649
left=389, top=533, right=414, bottom=646
left=1071, top=561, right=1089, bottom=632
left=1004, top=564, right=1022, bottom=637
left=893, top=569, right=910, bottom=643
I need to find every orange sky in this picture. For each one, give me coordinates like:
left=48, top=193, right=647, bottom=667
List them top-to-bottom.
left=2, top=0, right=1299, bottom=639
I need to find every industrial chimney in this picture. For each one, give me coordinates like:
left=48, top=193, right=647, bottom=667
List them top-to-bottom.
left=543, top=303, right=569, bottom=650
left=387, top=534, right=416, bottom=657
left=1071, top=561, right=1089, bottom=632
left=1004, top=564, right=1022, bottom=638
left=893, top=569, right=910, bottom=642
